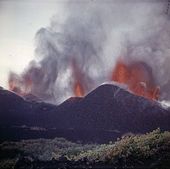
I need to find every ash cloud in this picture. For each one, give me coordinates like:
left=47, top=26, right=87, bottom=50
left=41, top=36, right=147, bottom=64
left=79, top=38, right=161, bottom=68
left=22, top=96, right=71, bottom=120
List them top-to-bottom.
left=9, top=1, right=170, bottom=104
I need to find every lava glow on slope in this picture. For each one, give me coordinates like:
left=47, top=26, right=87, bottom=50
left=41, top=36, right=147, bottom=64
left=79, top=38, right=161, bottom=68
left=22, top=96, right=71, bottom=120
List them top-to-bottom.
left=112, top=59, right=160, bottom=100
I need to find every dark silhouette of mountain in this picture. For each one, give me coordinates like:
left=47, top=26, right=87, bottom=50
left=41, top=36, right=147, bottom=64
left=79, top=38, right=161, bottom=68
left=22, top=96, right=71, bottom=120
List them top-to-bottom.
left=0, top=84, right=170, bottom=143
left=23, top=93, right=42, bottom=102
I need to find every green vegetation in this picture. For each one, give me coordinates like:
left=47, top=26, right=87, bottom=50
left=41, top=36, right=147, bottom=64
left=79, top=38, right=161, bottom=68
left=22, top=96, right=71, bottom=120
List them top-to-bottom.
left=0, top=129, right=170, bottom=169
left=75, top=129, right=170, bottom=168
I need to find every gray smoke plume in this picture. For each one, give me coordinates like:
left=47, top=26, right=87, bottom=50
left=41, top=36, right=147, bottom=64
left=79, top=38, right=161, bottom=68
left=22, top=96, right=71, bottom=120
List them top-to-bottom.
left=8, top=1, right=170, bottom=104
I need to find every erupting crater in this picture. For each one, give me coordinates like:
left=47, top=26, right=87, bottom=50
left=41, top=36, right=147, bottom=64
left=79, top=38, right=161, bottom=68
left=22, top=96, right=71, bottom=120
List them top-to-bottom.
left=8, top=57, right=160, bottom=101
left=112, top=59, right=160, bottom=100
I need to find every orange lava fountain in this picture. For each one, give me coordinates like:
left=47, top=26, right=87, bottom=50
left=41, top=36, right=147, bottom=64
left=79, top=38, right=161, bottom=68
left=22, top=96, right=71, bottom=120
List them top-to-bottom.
left=72, top=59, right=85, bottom=97
left=112, top=59, right=160, bottom=100
left=8, top=73, right=32, bottom=96
left=74, top=81, right=84, bottom=97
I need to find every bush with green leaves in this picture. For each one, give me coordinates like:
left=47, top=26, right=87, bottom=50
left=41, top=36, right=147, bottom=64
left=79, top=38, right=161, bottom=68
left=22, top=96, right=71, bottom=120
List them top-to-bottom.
left=0, top=129, right=170, bottom=169
left=74, top=129, right=170, bottom=168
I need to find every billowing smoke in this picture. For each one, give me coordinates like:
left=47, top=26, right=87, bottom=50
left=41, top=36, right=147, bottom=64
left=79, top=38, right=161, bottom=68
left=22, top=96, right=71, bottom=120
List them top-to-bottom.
left=8, top=1, right=170, bottom=104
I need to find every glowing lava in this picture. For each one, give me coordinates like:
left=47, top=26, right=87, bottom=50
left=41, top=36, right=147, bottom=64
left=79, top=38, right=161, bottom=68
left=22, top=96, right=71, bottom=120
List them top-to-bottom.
left=72, top=59, right=85, bottom=97
left=112, top=59, right=160, bottom=100
left=8, top=72, right=32, bottom=96
left=8, top=73, right=22, bottom=95
left=9, top=79, right=21, bottom=94
left=74, top=81, right=84, bottom=97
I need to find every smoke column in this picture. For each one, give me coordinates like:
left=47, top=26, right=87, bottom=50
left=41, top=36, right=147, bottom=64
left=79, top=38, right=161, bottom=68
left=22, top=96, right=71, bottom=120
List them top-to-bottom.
left=8, top=1, right=170, bottom=104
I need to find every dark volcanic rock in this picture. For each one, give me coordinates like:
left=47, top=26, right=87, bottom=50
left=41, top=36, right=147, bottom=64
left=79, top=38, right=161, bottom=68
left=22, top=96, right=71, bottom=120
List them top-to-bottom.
left=0, top=84, right=170, bottom=142
left=56, top=84, right=170, bottom=132
left=0, top=88, right=56, bottom=126
left=23, top=93, right=42, bottom=102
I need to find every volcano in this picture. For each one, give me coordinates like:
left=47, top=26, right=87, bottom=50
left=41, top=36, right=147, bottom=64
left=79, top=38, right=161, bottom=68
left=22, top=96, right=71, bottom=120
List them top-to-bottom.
left=0, top=84, right=170, bottom=143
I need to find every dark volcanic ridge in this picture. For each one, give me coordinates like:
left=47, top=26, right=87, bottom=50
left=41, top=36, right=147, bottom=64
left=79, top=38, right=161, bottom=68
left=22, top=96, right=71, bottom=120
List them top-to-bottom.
left=0, top=84, right=170, bottom=143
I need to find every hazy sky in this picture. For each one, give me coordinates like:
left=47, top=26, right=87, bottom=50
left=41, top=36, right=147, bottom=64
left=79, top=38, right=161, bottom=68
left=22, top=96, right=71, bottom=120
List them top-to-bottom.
left=0, top=0, right=65, bottom=88
left=0, top=0, right=169, bottom=94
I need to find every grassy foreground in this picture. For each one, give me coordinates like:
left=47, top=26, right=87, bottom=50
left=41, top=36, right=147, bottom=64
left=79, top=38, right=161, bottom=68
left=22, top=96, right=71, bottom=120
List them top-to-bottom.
left=0, top=129, right=170, bottom=169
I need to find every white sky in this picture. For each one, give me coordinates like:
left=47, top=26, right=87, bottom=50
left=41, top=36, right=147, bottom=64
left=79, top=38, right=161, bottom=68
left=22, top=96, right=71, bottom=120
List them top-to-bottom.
left=0, top=0, right=65, bottom=88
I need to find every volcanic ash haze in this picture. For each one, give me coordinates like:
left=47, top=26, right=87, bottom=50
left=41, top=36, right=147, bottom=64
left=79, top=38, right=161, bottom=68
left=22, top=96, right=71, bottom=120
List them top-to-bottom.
left=8, top=1, right=170, bottom=104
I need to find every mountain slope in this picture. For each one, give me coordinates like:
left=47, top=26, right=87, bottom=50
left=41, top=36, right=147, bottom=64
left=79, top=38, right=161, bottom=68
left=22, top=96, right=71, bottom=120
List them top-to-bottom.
left=0, top=84, right=170, bottom=142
